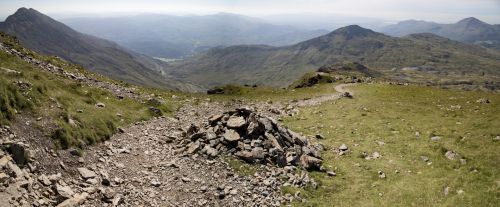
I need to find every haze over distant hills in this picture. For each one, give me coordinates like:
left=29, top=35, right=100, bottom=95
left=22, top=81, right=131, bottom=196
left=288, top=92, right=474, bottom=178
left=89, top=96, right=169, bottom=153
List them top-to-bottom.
left=0, top=8, right=199, bottom=91
left=62, top=13, right=328, bottom=58
left=381, top=17, right=500, bottom=50
left=166, top=25, right=500, bottom=89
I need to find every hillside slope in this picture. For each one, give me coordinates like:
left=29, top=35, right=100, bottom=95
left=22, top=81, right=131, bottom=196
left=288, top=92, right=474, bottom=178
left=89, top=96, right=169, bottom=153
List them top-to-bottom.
left=0, top=8, right=200, bottom=91
left=63, top=13, right=328, bottom=58
left=381, top=17, right=500, bottom=50
left=165, top=25, right=500, bottom=89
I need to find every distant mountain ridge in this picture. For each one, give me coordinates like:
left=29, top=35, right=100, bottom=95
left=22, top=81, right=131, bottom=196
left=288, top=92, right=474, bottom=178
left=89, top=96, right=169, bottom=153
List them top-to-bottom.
left=0, top=8, right=200, bottom=91
left=62, top=13, right=328, bottom=58
left=381, top=17, right=500, bottom=50
left=165, top=25, right=500, bottom=89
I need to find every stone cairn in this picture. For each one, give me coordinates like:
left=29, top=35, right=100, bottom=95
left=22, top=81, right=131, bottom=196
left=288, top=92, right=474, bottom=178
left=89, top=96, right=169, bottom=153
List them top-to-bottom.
left=184, top=107, right=324, bottom=170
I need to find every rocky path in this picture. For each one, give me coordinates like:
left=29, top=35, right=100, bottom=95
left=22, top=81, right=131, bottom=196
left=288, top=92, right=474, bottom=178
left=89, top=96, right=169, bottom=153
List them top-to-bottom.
left=0, top=42, right=356, bottom=206
left=293, top=83, right=355, bottom=107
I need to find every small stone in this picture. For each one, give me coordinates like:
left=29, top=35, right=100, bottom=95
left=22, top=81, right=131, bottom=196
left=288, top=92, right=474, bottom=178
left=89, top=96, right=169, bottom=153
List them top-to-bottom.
left=95, top=102, right=106, bottom=108
left=315, top=134, right=324, bottom=139
left=430, top=136, right=442, bottom=141
left=339, top=144, right=348, bottom=151
left=444, top=151, right=459, bottom=160
left=420, top=156, right=429, bottom=162
left=327, top=171, right=336, bottom=177
left=378, top=171, right=386, bottom=179
left=38, top=174, right=51, bottom=186
left=181, top=177, right=191, bottom=182
left=151, top=180, right=161, bottom=187
left=102, top=188, right=116, bottom=200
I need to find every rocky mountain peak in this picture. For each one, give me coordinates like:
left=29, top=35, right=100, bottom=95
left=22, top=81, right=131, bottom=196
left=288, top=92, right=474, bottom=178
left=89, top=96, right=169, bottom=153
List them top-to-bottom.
left=456, top=17, right=487, bottom=27
left=327, top=25, right=378, bottom=39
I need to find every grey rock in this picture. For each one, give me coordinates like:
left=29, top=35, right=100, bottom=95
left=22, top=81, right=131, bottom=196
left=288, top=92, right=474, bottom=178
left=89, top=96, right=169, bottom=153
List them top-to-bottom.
left=95, top=102, right=106, bottom=108
left=227, top=116, right=246, bottom=128
left=224, top=129, right=241, bottom=142
left=430, top=136, right=442, bottom=141
left=186, top=142, right=200, bottom=154
left=339, top=144, right=348, bottom=151
left=251, top=147, right=265, bottom=160
left=235, top=151, right=254, bottom=163
left=445, top=151, right=459, bottom=160
left=298, top=155, right=322, bottom=170
left=7, top=161, right=23, bottom=177
left=77, top=168, right=97, bottom=179
left=38, top=174, right=52, bottom=186
left=56, top=184, right=75, bottom=198
left=56, top=192, right=89, bottom=207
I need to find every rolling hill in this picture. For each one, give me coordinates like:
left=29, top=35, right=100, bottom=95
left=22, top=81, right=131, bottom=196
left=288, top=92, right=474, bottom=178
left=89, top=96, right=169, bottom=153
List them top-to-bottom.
left=0, top=8, right=200, bottom=91
left=62, top=13, right=328, bottom=58
left=381, top=17, right=500, bottom=50
left=165, top=25, right=500, bottom=89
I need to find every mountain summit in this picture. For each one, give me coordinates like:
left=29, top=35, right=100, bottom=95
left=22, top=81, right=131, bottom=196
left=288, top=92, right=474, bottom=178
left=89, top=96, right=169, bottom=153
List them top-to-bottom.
left=0, top=8, right=199, bottom=91
left=456, top=17, right=487, bottom=27
left=327, top=25, right=378, bottom=39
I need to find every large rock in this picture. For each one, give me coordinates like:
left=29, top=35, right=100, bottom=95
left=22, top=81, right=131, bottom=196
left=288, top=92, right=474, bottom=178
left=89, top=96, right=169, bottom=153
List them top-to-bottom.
left=226, top=116, right=246, bottom=128
left=224, top=129, right=240, bottom=142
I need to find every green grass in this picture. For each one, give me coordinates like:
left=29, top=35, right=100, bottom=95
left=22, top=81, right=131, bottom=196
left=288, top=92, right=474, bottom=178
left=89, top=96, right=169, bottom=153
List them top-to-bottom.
left=0, top=49, right=173, bottom=149
left=282, top=84, right=500, bottom=206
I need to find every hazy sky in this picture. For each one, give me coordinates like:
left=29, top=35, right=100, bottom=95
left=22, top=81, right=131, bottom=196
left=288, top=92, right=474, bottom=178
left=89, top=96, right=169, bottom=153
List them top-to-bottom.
left=1, top=0, right=499, bottom=24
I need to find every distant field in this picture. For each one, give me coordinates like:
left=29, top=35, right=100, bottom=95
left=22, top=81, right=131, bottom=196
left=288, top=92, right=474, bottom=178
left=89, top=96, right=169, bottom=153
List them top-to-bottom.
left=282, top=84, right=500, bottom=206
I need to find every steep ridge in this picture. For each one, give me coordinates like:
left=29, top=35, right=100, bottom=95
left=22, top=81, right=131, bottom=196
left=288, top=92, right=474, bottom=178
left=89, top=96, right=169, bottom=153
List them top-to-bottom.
left=0, top=8, right=200, bottom=91
left=166, top=25, right=500, bottom=89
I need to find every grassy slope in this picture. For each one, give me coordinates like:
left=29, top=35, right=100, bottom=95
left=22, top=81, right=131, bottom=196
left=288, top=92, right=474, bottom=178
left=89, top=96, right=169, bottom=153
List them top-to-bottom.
left=0, top=45, right=175, bottom=148
left=280, top=84, right=499, bottom=206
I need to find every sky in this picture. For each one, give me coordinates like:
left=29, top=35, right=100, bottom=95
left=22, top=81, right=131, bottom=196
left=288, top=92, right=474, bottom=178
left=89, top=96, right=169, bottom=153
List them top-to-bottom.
left=1, top=0, right=499, bottom=25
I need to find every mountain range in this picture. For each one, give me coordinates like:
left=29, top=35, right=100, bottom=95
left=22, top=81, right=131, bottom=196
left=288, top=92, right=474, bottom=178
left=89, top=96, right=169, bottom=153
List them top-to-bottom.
left=0, top=8, right=200, bottom=91
left=1, top=8, right=499, bottom=92
left=62, top=13, right=328, bottom=58
left=381, top=17, right=500, bottom=50
left=165, top=25, right=500, bottom=89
